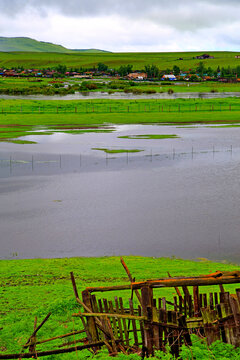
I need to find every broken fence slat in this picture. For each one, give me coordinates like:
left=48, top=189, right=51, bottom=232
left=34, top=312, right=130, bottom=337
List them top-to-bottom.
left=120, top=257, right=142, bottom=305
left=70, top=272, right=79, bottom=299
left=86, top=273, right=240, bottom=293
left=114, top=297, right=124, bottom=342
left=119, top=297, right=130, bottom=346
left=129, top=299, right=139, bottom=346
left=108, top=300, right=118, bottom=338
left=73, top=312, right=146, bottom=321
left=24, top=313, right=51, bottom=347
left=35, top=330, right=86, bottom=345
left=0, top=340, right=124, bottom=359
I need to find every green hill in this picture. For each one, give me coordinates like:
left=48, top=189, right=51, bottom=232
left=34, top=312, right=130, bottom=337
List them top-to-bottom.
left=0, top=37, right=110, bottom=53
left=0, top=37, right=72, bottom=53
left=71, top=48, right=111, bottom=53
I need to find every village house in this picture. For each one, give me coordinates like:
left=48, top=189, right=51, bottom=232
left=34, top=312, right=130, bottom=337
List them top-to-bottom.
left=195, top=53, right=214, bottom=59
left=235, top=55, right=240, bottom=59
left=43, top=70, right=56, bottom=78
left=127, top=72, right=147, bottom=80
left=73, top=74, right=93, bottom=79
left=161, top=74, right=176, bottom=81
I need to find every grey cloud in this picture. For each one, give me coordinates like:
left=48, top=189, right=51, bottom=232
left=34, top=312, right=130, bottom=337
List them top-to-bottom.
left=0, top=0, right=240, bottom=32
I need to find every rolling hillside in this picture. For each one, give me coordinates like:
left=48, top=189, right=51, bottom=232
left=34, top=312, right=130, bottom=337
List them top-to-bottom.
left=0, top=37, right=109, bottom=53
left=0, top=37, right=71, bottom=53
left=0, top=50, right=240, bottom=71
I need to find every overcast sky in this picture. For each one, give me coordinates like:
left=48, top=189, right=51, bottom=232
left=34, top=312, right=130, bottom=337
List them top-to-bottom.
left=0, top=0, right=240, bottom=52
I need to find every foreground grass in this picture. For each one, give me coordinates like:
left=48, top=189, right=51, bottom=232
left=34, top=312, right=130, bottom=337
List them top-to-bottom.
left=0, top=256, right=240, bottom=359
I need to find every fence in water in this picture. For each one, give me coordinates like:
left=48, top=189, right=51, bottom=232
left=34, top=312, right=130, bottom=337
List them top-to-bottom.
left=0, top=145, right=236, bottom=178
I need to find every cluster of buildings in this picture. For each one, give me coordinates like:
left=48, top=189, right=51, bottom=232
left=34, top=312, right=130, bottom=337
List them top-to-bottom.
left=195, top=53, right=215, bottom=60
left=0, top=64, right=239, bottom=83
left=0, top=68, right=57, bottom=77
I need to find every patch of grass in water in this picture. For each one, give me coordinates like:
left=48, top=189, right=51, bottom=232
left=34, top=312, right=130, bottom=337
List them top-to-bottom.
left=209, top=124, right=240, bottom=128
left=176, top=126, right=199, bottom=128
left=60, top=129, right=114, bottom=134
left=27, top=131, right=54, bottom=135
left=118, top=134, right=179, bottom=140
left=2, top=139, right=37, bottom=144
left=92, top=148, right=144, bottom=154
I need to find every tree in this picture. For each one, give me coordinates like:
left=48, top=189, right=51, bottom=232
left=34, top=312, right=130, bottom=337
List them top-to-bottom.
left=196, top=62, right=206, bottom=78
left=97, top=63, right=108, bottom=72
left=55, top=64, right=67, bottom=75
left=118, top=64, right=133, bottom=76
left=126, top=64, right=133, bottom=74
left=144, top=64, right=160, bottom=78
left=173, top=65, right=180, bottom=76
left=236, top=66, right=240, bottom=78
left=206, top=67, right=214, bottom=77
left=190, top=74, right=199, bottom=82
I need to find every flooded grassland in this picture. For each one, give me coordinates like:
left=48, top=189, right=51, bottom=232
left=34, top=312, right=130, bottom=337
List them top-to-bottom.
left=1, top=123, right=240, bottom=262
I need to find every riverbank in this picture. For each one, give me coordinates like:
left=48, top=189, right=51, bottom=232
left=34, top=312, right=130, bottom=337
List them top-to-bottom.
left=1, top=256, right=240, bottom=358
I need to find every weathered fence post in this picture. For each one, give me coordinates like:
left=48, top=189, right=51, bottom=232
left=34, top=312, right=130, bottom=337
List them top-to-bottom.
left=141, top=285, right=154, bottom=356
left=193, top=286, right=200, bottom=316
left=82, top=290, right=98, bottom=343
left=29, top=317, right=38, bottom=358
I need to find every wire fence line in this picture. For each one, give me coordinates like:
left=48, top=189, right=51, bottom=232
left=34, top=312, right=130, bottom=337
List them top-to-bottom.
left=0, top=102, right=240, bottom=115
left=0, top=145, right=236, bottom=177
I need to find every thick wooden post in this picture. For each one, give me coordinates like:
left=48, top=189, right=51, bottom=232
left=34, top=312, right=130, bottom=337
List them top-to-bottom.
left=141, top=285, right=154, bottom=356
left=193, top=286, right=200, bottom=316
left=82, top=290, right=98, bottom=343
left=29, top=317, right=38, bottom=358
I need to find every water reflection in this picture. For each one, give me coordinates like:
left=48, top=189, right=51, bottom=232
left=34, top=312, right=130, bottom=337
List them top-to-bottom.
left=1, top=91, right=240, bottom=100
left=0, top=146, right=236, bottom=178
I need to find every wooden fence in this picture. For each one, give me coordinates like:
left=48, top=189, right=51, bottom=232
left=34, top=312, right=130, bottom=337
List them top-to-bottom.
left=1, top=259, right=240, bottom=359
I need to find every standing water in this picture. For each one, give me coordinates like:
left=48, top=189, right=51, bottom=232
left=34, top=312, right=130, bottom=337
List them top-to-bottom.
left=1, top=124, right=240, bottom=262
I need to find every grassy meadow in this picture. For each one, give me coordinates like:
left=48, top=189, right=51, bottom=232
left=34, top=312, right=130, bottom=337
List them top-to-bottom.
left=1, top=51, right=240, bottom=70
left=1, top=256, right=240, bottom=359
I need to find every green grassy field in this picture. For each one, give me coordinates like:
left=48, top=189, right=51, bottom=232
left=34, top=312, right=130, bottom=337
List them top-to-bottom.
left=0, top=51, right=240, bottom=70
left=0, top=98, right=240, bottom=142
left=1, top=256, right=240, bottom=359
